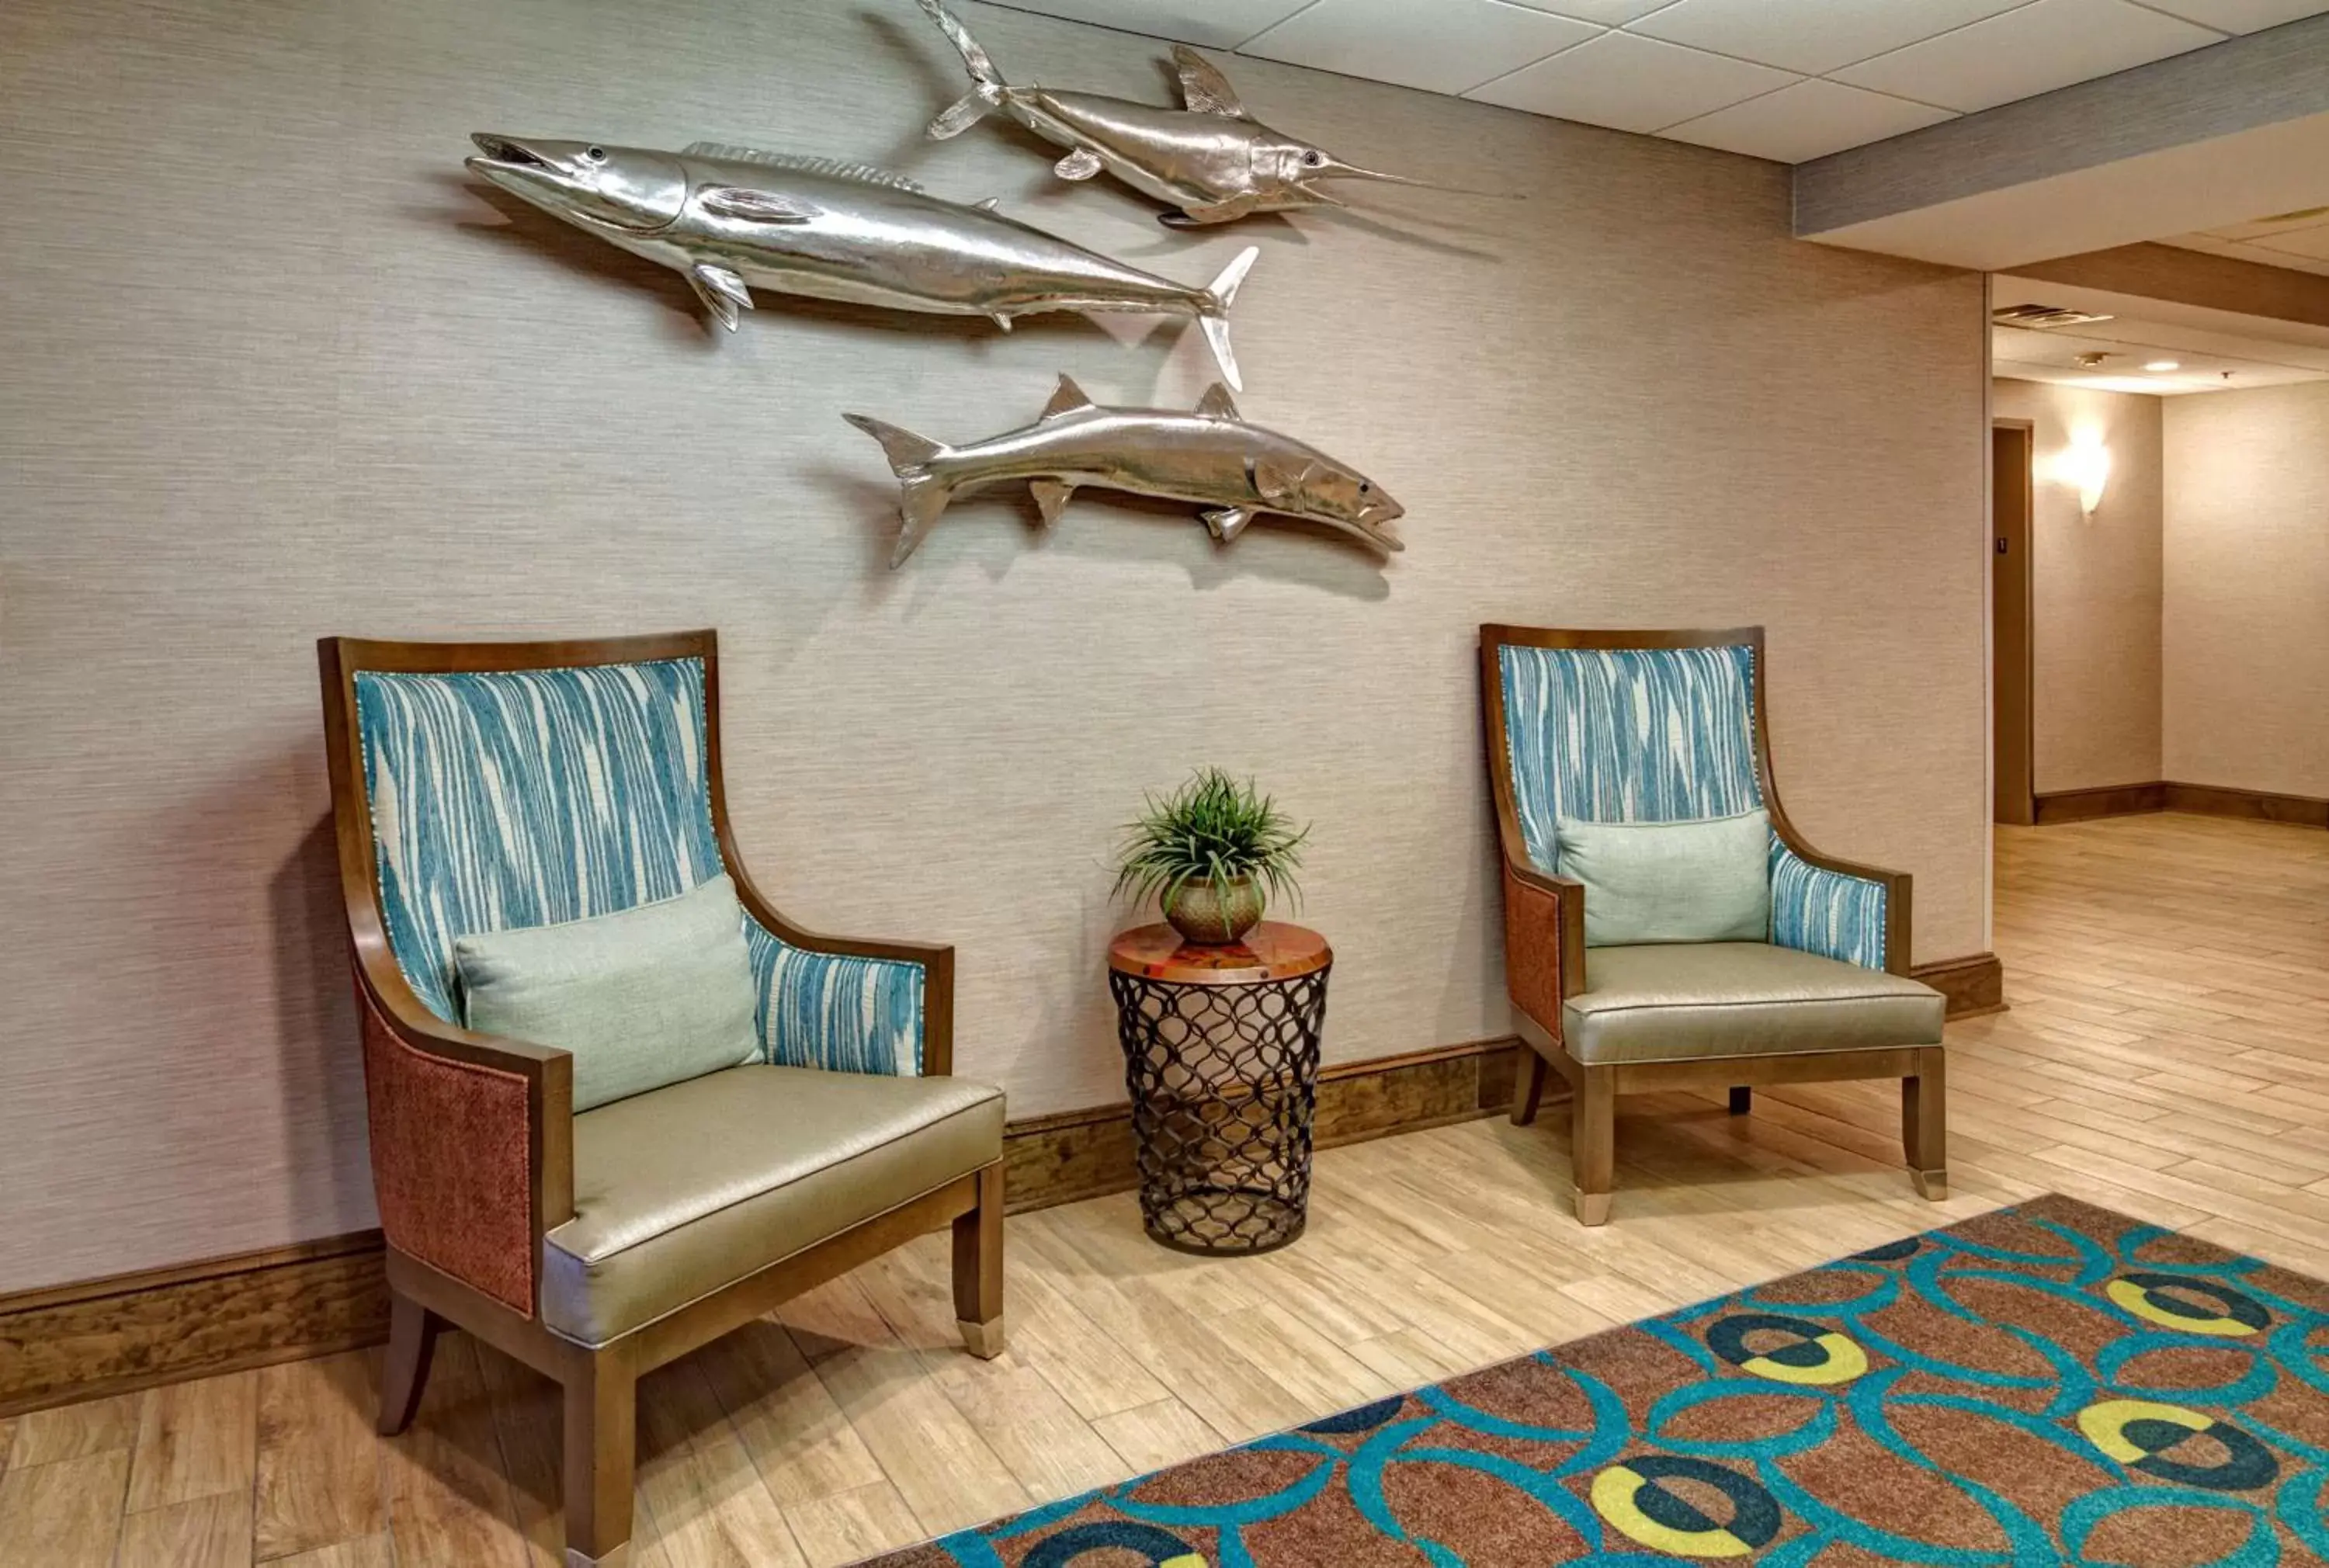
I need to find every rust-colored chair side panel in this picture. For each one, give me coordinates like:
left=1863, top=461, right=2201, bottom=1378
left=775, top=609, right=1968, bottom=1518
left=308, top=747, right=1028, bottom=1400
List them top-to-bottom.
left=359, top=987, right=536, bottom=1316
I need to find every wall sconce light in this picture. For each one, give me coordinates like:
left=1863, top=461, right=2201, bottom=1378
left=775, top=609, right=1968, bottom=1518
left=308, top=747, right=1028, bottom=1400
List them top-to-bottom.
left=2057, top=429, right=2111, bottom=517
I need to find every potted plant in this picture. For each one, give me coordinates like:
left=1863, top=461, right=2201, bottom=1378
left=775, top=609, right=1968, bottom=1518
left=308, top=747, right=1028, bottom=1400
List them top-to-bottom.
left=1112, top=768, right=1309, bottom=945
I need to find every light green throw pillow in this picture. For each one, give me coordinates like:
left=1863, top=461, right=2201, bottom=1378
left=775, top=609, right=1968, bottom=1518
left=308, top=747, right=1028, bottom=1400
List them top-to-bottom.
left=1556, top=810, right=1772, bottom=948
left=455, top=873, right=761, bottom=1112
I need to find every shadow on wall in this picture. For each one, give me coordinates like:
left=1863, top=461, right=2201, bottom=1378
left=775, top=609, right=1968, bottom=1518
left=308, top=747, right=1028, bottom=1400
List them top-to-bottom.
left=1440, top=761, right=1505, bottom=1043
left=271, top=810, right=373, bottom=1237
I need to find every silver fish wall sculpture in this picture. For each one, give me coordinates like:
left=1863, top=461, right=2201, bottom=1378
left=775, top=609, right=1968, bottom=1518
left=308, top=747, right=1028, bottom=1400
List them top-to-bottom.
left=915, top=0, right=1512, bottom=227
left=466, top=136, right=1261, bottom=386
left=845, top=374, right=1404, bottom=567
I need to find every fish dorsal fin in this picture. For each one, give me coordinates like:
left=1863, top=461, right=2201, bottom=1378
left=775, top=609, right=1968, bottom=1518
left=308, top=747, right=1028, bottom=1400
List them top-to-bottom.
left=1172, top=46, right=1249, bottom=119
left=682, top=143, right=925, bottom=193
left=972, top=196, right=1001, bottom=213
left=1040, top=375, right=1096, bottom=421
left=1194, top=383, right=1240, bottom=421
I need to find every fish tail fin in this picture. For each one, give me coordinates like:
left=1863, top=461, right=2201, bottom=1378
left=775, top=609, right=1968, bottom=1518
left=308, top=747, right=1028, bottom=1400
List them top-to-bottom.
left=918, top=0, right=1008, bottom=138
left=929, top=90, right=998, bottom=139
left=1194, top=245, right=1258, bottom=393
left=843, top=413, right=955, bottom=566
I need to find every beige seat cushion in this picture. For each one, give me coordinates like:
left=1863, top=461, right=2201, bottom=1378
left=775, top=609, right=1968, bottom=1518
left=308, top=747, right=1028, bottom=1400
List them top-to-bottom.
left=1563, top=942, right=1943, bottom=1067
left=542, top=1064, right=1004, bottom=1345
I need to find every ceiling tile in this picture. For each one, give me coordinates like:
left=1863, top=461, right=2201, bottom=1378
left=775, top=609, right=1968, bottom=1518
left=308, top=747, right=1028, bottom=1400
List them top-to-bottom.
left=982, top=0, right=1316, bottom=50
left=1237, top=0, right=1602, bottom=96
left=1501, top=0, right=1676, bottom=23
left=1627, top=0, right=2029, bottom=77
left=1833, top=0, right=2223, bottom=113
left=2122, top=0, right=2329, bottom=32
left=1464, top=29, right=1797, bottom=132
left=1661, top=78, right=1956, bottom=162
left=2197, top=206, right=2329, bottom=240
left=2251, top=222, right=2329, bottom=262
left=2154, top=234, right=2329, bottom=277
left=2157, top=234, right=2256, bottom=260
left=2238, top=249, right=2329, bottom=276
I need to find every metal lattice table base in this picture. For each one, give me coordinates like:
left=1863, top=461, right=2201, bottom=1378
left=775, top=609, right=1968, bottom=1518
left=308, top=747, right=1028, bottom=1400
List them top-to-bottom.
left=1109, top=964, right=1331, bottom=1255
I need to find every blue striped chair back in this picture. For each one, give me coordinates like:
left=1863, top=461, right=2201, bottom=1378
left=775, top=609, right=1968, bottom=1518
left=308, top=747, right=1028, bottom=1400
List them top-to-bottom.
left=1493, top=637, right=1890, bottom=970
left=1495, top=644, right=1763, bottom=873
left=353, top=655, right=927, bottom=1074
left=352, top=659, right=724, bottom=1023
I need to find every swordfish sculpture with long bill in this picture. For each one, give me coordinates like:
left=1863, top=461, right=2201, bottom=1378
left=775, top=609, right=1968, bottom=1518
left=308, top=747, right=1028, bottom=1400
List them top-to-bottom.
left=915, top=0, right=1515, bottom=227
left=465, top=135, right=1260, bottom=386
left=845, top=374, right=1405, bottom=567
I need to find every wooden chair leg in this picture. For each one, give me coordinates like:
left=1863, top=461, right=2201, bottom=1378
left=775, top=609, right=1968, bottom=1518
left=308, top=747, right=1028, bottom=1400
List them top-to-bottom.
left=1512, top=1046, right=1549, bottom=1126
left=1903, top=1046, right=1948, bottom=1201
left=1572, top=1063, right=1616, bottom=1226
left=1728, top=1086, right=1751, bottom=1116
left=953, top=1161, right=1007, bottom=1358
left=377, top=1289, right=440, bottom=1437
left=562, top=1346, right=637, bottom=1568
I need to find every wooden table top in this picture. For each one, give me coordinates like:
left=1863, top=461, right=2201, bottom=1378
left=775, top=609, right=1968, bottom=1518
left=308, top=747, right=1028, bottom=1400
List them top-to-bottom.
left=1106, top=922, right=1331, bottom=984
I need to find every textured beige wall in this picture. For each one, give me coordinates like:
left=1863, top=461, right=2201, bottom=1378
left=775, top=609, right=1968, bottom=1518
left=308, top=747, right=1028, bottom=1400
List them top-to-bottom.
left=0, top=0, right=1987, bottom=1291
left=1991, top=380, right=2164, bottom=793
left=2164, top=383, right=2329, bottom=798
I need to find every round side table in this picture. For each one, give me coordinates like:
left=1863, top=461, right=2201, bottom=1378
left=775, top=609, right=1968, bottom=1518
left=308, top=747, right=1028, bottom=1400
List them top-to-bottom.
left=1105, top=921, right=1332, bottom=1255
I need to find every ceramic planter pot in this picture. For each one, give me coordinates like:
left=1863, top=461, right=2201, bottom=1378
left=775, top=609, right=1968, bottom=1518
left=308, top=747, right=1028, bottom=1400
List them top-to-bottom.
left=1163, top=876, right=1265, bottom=945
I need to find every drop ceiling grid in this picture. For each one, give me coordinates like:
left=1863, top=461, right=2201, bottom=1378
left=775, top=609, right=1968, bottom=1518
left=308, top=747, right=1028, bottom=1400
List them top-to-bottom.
left=981, top=0, right=2326, bottom=162
left=2161, top=224, right=2329, bottom=277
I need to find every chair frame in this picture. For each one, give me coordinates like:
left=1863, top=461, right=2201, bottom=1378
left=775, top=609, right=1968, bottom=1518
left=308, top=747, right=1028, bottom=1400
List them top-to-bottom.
left=1478, top=624, right=1945, bottom=1227
left=320, top=630, right=1002, bottom=1568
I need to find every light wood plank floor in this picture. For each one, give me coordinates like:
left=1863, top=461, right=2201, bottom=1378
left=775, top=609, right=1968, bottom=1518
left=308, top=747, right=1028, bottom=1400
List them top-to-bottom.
left=5, top=811, right=2324, bottom=1567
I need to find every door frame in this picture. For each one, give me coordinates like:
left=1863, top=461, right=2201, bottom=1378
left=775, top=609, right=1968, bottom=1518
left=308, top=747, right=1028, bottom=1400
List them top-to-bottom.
left=1992, top=418, right=2036, bottom=827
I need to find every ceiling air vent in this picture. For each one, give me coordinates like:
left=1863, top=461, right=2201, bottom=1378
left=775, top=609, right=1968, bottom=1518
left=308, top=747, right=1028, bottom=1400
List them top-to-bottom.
left=1992, top=303, right=2116, bottom=330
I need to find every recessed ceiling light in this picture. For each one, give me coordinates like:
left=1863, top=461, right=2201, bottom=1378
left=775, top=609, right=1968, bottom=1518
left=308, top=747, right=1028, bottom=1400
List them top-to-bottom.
left=2144, top=359, right=2181, bottom=372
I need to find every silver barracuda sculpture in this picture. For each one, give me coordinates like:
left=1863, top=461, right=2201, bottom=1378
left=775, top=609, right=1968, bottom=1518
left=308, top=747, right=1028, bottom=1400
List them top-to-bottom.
left=915, top=0, right=1512, bottom=227
left=465, top=135, right=1261, bottom=386
left=845, top=374, right=1404, bottom=567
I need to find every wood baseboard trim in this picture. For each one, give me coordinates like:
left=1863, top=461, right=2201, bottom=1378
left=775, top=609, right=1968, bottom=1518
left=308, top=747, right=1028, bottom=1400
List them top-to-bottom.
left=2032, top=781, right=2327, bottom=828
left=2032, top=782, right=2167, bottom=824
left=2163, top=782, right=2329, bottom=828
left=1911, top=952, right=2006, bottom=1020
left=0, top=966, right=2004, bottom=1417
left=1003, top=1035, right=1520, bottom=1213
left=0, top=1232, right=388, bottom=1419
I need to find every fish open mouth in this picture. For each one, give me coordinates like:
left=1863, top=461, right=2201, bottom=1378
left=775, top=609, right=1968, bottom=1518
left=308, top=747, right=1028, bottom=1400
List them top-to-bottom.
left=469, top=134, right=549, bottom=170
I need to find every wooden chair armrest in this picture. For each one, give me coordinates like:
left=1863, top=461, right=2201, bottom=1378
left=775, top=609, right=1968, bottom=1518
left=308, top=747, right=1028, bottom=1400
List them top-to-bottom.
left=1768, top=824, right=1914, bottom=977
left=1776, top=835, right=1909, bottom=897
left=1502, top=858, right=1584, bottom=1042
left=724, top=861, right=960, bottom=1077
left=355, top=956, right=574, bottom=1316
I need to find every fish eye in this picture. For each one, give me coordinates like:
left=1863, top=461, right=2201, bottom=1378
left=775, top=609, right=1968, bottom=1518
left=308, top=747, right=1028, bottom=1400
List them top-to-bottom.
left=585, top=145, right=608, bottom=163
left=1303, top=150, right=1324, bottom=167
left=1359, top=481, right=1370, bottom=493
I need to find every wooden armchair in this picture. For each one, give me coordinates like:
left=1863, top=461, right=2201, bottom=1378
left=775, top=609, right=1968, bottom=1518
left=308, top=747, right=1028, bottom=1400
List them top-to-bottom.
left=1479, top=626, right=1945, bottom=1226
left=319, top=631, right=1005, bottom=1568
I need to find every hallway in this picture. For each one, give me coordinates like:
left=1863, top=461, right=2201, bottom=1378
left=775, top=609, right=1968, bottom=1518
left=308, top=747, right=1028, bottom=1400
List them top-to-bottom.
left=4, top=813, right=2325, bottom=1568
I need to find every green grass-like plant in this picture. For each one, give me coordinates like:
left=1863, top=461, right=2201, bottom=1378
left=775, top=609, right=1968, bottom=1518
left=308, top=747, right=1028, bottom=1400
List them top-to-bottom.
left=1112, top=768, right=1309, bottom=915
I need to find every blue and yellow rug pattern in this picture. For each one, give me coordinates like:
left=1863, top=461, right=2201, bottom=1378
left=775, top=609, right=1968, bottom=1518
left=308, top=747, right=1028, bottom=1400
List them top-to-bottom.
left=869, top=1195, right=2329, bottom=1566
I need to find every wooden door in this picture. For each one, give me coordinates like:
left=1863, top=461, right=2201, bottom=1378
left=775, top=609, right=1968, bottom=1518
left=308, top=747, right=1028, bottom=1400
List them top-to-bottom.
left=1993, top=422, right=2035, bottom=825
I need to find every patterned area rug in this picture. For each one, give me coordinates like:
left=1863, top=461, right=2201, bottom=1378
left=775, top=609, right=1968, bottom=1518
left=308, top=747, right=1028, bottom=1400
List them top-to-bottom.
left=868, top=1195, right=2329, bottom=1566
